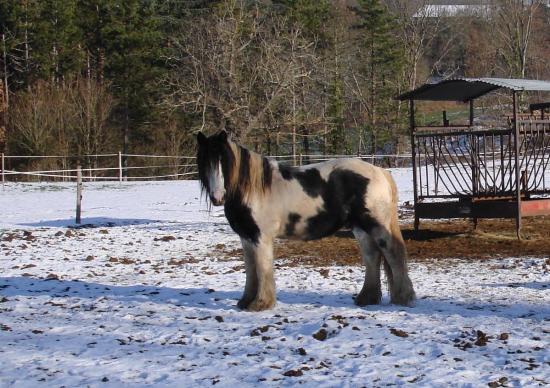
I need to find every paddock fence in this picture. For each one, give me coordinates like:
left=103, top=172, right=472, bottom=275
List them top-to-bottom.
left=0, top=151, right=415, bottom=183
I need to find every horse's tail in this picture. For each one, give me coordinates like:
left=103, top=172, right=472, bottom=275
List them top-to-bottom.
left=382, top=169, right=408, bottom=259
left=382, top=170, right=401, bottom=237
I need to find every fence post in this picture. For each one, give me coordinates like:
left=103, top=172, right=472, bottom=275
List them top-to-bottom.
left=118, top=151, right=122, bottom=182
left=1, top=152, right=5, bottom=187
left=76, top=164, right=82, bottom=224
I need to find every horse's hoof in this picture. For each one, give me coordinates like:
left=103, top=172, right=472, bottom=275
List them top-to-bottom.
left=390, top=290, right=416, bottom=306
left=354, top=292, right=381, bottom=306
left=237, top=298, right=252, bottom=310
left=246, top=298, right=276, bottom=312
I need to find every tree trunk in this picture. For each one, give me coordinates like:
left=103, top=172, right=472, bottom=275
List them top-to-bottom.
left=2, top=34, right=8, bottom=109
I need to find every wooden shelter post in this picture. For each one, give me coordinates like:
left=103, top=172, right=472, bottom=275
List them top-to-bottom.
left=513, top=91, right=522, bottom=239
left=409, top=99, right=419, bottom=231
left=469, top=99, right=478, bottom=229
left=469, top=99, right=474, bottom=126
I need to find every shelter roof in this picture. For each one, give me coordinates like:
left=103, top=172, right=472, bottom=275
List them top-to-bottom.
left=397, top=78, right=550, bottom=102
left=530, top=102, right=550, bottom=112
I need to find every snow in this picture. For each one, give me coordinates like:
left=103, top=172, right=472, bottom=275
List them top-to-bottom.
left=0, top=173, right=549, bottom=387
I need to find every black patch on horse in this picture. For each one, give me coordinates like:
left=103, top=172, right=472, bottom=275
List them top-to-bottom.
left=220, top=142, right=236, bottom=183
left=238, top=147, right=251, bottom=191
left=262, top=157, right=272, bottom=189
left=278, top=164, right=293, bottom=180
left=277, top=165, right=325, bottom=198
left=293, top=169, right=324, bottom=198
left=304, top=169, right=378, bottom=240
left=224, top=193, right=260, bottom=244
left=285, top=213, right=301, bottom=236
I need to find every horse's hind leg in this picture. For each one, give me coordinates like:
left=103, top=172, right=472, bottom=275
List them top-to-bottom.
left=371, top=221, right=416, bottom=306
left=353, top=228, right=382, bottom=306
left=240, top=238, right=276, bottom=311
left=237, top=239, right=259, bottom=310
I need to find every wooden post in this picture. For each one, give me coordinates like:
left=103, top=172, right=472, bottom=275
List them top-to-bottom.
left=513, top=92, right=522, bottom=239
left=409, top=99, right=420, bottom=231
left=118, top=151, right=122, bottom=182
left=76, top=164, right=82, bottom=224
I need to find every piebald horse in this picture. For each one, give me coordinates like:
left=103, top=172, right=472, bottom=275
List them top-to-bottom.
left=197, top=130, right=415, bottom=311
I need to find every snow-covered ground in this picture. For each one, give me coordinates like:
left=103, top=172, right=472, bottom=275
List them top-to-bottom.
left=0, top=173, right=548, bottom=387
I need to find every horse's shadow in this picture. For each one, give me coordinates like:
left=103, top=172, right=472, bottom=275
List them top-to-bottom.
left=18, top=217, right=232, bottom=234
left=19, top=217, right=163, bottom=229
left=332, top=228, right=461, bottom=241
left=0, top=276, right=240, bottom=311
left=0, top=276, right=355, bottom=311
left=1, top=276, right=548, bottom=320
left=484, top=281, right=550, bottom=290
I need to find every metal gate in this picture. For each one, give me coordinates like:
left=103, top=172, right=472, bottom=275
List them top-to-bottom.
left=414, top=120, right=550, bottom=200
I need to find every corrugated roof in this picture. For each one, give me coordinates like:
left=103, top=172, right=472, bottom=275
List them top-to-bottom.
left=396, top=78, right=550, bottom=102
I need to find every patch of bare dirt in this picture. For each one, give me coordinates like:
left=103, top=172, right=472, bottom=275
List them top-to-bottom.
left=213, top=217, right=550, bottom=266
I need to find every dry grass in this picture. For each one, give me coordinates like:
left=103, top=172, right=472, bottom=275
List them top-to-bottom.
left=213, top=217, right=550, bottom=267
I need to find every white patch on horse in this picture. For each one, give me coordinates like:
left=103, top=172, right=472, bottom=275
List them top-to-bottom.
left=209, top=162, right=225, bottom=205
left=257, top=174, right=325, bottom=239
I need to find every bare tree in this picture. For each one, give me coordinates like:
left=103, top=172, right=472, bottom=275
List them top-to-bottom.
left=164, top=0, right=319, bottom=143
left=386, top=0, right=456, bottom=88
left=493, top=0, right=542, bottom=78
left=530, top=0, right=550, bottom=79
left=0, top=79, right=5, bottom=152
left=8, top=79, right=114, bottom=173
left=71, top=79, right=114, bottom=172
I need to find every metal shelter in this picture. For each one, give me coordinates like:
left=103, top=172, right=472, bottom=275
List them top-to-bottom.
left=397, top=77, right=550, bottom=238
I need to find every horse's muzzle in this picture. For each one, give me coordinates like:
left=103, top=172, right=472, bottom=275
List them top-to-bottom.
left=210, top=196, right=225, bottom=206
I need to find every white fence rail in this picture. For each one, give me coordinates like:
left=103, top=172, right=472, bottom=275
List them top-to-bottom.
left=1, top=152, right=413, bottom=183
left=1, top=152, right=198, bottom=182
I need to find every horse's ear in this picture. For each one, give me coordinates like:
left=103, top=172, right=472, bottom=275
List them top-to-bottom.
left=197, top=132, right=207, bottom=145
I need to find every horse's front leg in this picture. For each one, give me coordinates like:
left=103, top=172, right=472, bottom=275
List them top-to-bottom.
left=237, top=238, right=259, bottom=310
left=240, top=238, right=276, bottom=312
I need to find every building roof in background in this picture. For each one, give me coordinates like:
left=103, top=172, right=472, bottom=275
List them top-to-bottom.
left=413, top=0, right=550, bottom=17
left=413, top=0, right=490, bottom=17
left=396, top=78, right=550, bottom=101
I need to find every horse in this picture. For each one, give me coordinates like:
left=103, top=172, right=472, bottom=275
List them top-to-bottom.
left=197, top=130, right=416, bottom=311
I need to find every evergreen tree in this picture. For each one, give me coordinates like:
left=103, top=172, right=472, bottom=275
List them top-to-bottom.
left=0, top=0, right=40, bottom=96
left=32, top=0, right=82, bottom=82
left=76, top=0, right=116, bottom=82
left=77, top=0, right=165, bottom=169
left=101, top=0, right=163, bottom=171
left=273, top=0, right=330, bottom=39
left=353, top=0, right=404, bottom=154
left=326, top=75, right=346, bottom=154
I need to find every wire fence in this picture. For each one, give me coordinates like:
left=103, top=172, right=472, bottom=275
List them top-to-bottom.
left=0, top=151, right=414, bottom=183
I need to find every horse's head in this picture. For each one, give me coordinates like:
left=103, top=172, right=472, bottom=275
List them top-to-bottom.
left=197, top=130, right=231, bottom=206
